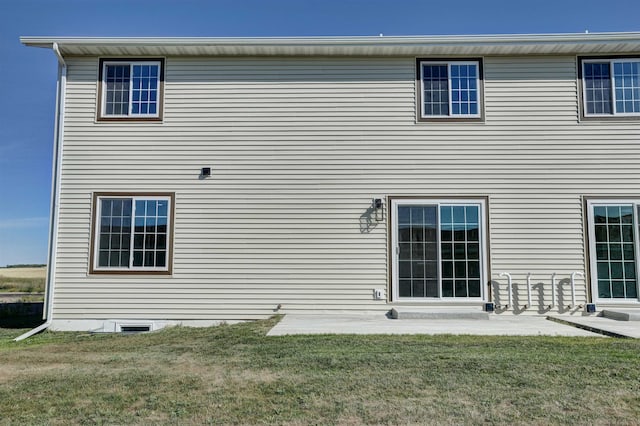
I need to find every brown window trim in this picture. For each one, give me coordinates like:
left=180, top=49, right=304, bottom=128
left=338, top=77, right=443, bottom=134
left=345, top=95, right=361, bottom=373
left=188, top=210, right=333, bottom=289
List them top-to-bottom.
left=578, top=55, right=640, bottom=122
left=416, top=57, right=485, bottom=123
left=97, top=58, right=165, bottom=122
left=89, top=192, right=175, bottom=275
left=581, top=195, right=640, bottom=303
left=582, top=195, right=596, bottom=303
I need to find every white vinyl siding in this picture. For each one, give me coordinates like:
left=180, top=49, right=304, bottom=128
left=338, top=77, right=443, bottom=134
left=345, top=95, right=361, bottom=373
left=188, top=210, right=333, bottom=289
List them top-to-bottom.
left=50, top=54, right=640, bottom=321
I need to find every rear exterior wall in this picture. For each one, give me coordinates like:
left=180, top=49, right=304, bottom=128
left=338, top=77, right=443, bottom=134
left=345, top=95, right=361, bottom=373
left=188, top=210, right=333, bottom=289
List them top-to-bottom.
left=51, top=54, right=640, bottom=321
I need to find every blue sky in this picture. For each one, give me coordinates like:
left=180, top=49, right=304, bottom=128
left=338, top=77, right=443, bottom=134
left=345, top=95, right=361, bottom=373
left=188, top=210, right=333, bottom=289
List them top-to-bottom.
left=1, top=0, right=639, bottom=266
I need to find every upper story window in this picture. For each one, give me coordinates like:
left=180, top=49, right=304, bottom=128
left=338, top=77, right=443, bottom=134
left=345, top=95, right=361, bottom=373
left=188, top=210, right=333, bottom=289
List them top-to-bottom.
left=580, top=57, right=640, bottom=118
left=98, top=58, right=164, bottom=121
left=417, top=59, right=483, bottom=122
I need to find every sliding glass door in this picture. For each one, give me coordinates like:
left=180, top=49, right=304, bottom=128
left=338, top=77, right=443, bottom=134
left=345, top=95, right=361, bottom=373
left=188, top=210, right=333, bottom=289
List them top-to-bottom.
left=391, top=199, right=486, bottom=301
left=588, top=201, right=640, bottom=302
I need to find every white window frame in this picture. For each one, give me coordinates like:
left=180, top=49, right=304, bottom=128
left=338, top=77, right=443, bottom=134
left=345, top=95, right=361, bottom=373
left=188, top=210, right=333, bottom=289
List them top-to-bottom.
left=582, top=58, right=640, bottom=117
left=100, top=60, right=162, bottom=118
left=419, top=60, right=482, bottom=119
left=92, top=194, right=172, bottom=273
left=391, top=198, right=487, bottom=302
left=587, top=199, right=640, bottom=303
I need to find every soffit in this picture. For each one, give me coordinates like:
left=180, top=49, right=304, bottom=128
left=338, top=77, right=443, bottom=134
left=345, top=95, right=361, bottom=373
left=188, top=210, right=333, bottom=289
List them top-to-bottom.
left=21, top=33, right=640, bottom=57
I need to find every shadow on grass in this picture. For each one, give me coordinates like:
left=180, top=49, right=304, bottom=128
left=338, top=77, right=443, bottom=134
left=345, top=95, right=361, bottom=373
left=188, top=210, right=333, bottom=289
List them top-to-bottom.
left=0, top=302, right=45, bottom=329
left=0, top=315, right=45, bottom=329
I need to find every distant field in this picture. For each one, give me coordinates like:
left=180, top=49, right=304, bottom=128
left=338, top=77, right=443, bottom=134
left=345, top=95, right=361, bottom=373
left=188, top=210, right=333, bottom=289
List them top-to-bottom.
left=0, top=267, right=46, bottom=293
left=0, top=267, right=46, bottom=279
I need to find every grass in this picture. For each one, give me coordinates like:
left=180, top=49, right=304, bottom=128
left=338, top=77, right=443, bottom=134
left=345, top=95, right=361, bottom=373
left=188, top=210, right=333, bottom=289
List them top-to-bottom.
left=0, top=266, right=46, bottom=293
left=1, top=317, right=640, bottom=425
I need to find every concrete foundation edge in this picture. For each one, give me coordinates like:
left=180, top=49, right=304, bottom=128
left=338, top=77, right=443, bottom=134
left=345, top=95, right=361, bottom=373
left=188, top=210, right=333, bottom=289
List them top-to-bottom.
left=49, top=319, right=244, bottom=332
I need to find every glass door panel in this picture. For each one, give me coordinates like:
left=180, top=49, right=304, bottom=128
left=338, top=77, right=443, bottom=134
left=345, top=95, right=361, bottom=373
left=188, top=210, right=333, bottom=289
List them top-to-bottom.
left=397, top=205, right=439, bottom=298
left=440, top=205, right=481, bottom=298
left=592, top=205, right=638, bottom=299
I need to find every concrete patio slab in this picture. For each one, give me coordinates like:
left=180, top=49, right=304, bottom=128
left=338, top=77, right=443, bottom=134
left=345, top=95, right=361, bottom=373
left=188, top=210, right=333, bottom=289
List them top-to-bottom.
left=389, top=307, right=490, bottom=320
left=601, top=309, right=640, bottom=322
left=267, top=313, right=601, bottom=337
left=548, top=315, right=640, bottom=338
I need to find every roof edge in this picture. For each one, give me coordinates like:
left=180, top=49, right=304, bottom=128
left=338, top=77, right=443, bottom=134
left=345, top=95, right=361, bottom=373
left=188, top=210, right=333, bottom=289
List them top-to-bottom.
left=20, top=32, right=640, bottom=57
left=20, top=32, right=640, bottom=46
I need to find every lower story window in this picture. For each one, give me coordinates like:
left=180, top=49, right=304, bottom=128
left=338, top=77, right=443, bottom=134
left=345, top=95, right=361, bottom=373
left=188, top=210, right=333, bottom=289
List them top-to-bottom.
left=91, top=193, right=174, bottom=274
left=391, top=198, right=486, bottom=300
left=588, top=201, right=640, bottom=301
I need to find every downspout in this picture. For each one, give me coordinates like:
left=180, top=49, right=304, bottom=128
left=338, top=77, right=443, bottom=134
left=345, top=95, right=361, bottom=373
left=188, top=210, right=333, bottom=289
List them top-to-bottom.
left=15, top=43, right=66, bottom=341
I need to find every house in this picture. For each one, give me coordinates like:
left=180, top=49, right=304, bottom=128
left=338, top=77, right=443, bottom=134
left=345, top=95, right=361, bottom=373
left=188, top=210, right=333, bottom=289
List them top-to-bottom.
left=18, top=33, right=640, bottom=334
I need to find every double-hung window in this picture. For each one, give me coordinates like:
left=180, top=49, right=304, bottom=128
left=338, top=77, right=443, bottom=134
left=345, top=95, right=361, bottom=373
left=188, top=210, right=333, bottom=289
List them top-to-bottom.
left=581, top=57, right=640, bottom=117
left=98, top=58, right=164, bottom=120
left=417, top=59, right=483, bottom=121
left=91, top=193, right=174, bottom=274
left=587, top=200, right=640, bottom=302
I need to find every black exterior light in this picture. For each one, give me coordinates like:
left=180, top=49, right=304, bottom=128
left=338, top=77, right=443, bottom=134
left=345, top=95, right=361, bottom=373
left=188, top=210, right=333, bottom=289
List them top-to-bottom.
left=201, top=167, right=211, bottom=177
left=373, top=198, right=384, bottom=222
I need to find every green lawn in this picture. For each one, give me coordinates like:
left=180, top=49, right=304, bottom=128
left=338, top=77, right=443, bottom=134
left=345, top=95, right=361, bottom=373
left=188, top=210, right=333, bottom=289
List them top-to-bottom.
left=1, top=317, right=639, bottom=425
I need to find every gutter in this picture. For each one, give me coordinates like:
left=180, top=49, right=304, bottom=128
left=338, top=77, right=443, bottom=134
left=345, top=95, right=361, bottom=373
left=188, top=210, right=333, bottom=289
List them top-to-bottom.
left=18, top=31, right=640, bottom=46
left=20, top=32, right=640, bottom=57
left=15, top=43, right=66, bottom=341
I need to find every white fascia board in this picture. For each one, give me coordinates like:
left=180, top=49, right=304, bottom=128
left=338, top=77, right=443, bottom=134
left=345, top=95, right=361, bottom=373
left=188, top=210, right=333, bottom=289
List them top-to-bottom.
left=18, top=32, right=640, bottom=45
left=20, top=32, right=640, bottom=57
